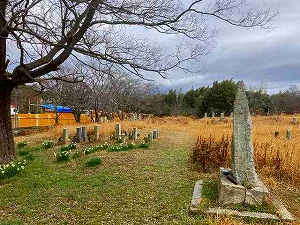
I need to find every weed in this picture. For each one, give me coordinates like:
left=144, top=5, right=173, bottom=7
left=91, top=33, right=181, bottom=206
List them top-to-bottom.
left=191, top=135, right=230, bottom=173
left=17, top=140, right=28, bottom=148
left=42, top=140, right=53, bottom=149
left=138, top=142, right=149, bottom=149
left=60, top=143, right=77, bottom=152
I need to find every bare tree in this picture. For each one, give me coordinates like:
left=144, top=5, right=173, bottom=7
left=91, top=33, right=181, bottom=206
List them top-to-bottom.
left=0, top=0, right=276, bottom=163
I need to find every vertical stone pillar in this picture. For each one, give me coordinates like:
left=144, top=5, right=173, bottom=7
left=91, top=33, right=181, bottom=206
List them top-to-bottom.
left=231, top=81, right=258, bottom=186
left=212, top=112, right=215, bottom=118
left=220, top=112, right=225, bottom=121
left=230, top=112, right=233, bottom=117
left=204, top=113, right=207, bottom=118
left=291, top=117, right=297, bottom=125
left=116, top=123, right=121, bottom=138
left=94, top=125, right=99, bottom=140
left=82, top=126, right=88, bottom=142
left=76, top=127, right=82, bottom=143
left=133, top=127, right=138, bottom=140
left=62, top=128, right=69, bottom=143
left=157, top=129, right=160, bottom=138
left=153, top=130, right=158, bottom=139
left=148, top=132, right=153, bottom=143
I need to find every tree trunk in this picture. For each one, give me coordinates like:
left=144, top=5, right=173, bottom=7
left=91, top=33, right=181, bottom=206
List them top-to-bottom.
left=0, top=84, right=16, bottom=164
left=73, top=111, right=81, bottom=123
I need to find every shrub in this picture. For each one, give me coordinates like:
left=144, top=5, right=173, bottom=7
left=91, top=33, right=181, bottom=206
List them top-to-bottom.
left=191, top=135, right=230, bottom=173
left=42, top=140, right=53, bottom=149
left=17, top=141, right=28, bottom=148
left=138, top=142, right=149, bottom=149
left=60, top=143, right=76, bottom=152
left=71, top=150, right=81, bottom=159
left=55, top=151, right=70, bottom=162
left=85, top=157, right=102, bottom=167
left=0, top=160, right=27, bottom=180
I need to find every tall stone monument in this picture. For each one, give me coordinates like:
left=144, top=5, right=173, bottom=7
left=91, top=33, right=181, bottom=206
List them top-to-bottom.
left=218, top=81, right=269, bottom=205
left=231, top=81, right=258, bottom=186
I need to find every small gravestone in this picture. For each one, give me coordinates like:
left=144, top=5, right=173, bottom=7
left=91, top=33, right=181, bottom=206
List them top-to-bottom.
left=218, top=81, right=269, bottom=205
left=212, top=112, right=215, bottom=118
left=220, top=112, right=225, bottom=121
left=230, top=112, right=233, bottom=117
left=204, top=113, right=208, bottom=118
left=291, top=117, right=297, bottom=125
left=115, top=123, right=121, bottom=138
left=94, top=125, right=99, bottom=140
left=81, top=126, right=88, bottom=142
left=75, top=127, right=82, bottom=143
left=133, top=127, right=138, bottom=140
left=62, top=128, right=69, bottom=142
left=156, top=129, right=160, bottom=138
left=286, top=129, right=292, bottom=140
left=153, top=130, right=158, bottom=139
left=274, top=131, right=279, bottom=137
left=148, top=132, right=153, bottom=143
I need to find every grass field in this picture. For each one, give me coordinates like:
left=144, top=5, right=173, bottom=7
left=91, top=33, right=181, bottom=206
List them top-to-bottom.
left=1, top=115, right=300, bottom=224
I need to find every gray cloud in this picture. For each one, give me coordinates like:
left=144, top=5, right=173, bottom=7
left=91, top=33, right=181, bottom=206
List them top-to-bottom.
left=154, top=0, right=300, bottom=94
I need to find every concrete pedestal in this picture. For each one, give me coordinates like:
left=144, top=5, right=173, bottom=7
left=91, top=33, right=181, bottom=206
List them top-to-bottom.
left=218, top=168, right=269, bottom=205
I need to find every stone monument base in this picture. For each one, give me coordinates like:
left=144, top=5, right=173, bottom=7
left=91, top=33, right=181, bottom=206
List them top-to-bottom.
left=218, top=168, right=270, bottom=205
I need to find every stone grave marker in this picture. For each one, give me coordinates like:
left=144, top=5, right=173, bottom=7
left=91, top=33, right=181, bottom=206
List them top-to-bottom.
left=218, top=81, right=269, bottom=205
left=220, top=112, right=225, bottom=121
left=204, top=113, right=208, bottom=118
left=291, top=117, right=297, bottom=125
left=115, top=123, right=121, bottom=138
left=94, top=125, right=99, bottom=140
left=81, top=126, right=88, bottom=142
left=75, top=127, right=82, bottom=143
left=133, top=127, right=138, bottom=140
left=62, top=128, right=69, bottom=143
left=153, top=130, right=158, bottom=139
left=148, top=132, right=153, bottom=143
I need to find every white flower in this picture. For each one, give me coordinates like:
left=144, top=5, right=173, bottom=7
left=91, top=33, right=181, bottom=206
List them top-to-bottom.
left=21, top=166, right=25, bottom=170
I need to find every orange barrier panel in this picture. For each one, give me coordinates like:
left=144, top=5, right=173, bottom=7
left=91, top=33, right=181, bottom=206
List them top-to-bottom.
left=11, top=112, right=92, bottom=128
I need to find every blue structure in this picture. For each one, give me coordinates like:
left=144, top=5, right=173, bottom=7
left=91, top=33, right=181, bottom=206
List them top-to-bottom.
left=41, top=104, right=73, bottom=113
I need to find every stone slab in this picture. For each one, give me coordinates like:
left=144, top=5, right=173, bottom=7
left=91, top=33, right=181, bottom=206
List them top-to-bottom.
left=218, top=168, right=269, bottom=205
left=190, top=180, right=203, bottom=212
left=272, top=195, right=295, bottom=221
left=206, top=208, right=280, bottom=221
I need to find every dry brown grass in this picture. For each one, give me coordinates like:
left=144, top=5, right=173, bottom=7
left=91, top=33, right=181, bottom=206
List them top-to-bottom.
left=16, top=115, right=300, bottom=184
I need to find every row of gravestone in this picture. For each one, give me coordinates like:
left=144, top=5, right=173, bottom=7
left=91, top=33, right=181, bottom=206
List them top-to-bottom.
left=204, top=112, right=233, bottom=119
left=112, top=123, right=160, bottom=143
left=59, top=124, right=161, bottom=144
left=59, top=126, right=101, bottom=144
left=275, top=129, right=293, bottom=140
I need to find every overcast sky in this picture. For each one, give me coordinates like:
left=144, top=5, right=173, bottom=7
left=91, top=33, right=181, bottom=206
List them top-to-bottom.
left=152, top=0, right=300, bottom=94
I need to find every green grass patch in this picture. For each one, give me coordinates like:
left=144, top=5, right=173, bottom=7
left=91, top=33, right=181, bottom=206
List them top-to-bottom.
left=17, top=150, right=30, bottom=156
left=85, top=157, right=102, bottom=167
left=227, top=201, right=277, bottom=214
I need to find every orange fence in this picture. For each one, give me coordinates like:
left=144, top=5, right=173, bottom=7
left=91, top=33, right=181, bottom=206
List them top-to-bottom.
left=11, top=112, right=91, bottom=128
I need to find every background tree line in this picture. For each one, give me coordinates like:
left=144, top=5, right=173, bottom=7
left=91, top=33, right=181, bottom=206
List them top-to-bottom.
left=12, top=78, right=300, bottom=118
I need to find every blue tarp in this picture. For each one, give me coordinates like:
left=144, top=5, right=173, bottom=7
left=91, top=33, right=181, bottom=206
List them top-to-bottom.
left=41, top=104, right=73, bottom=113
